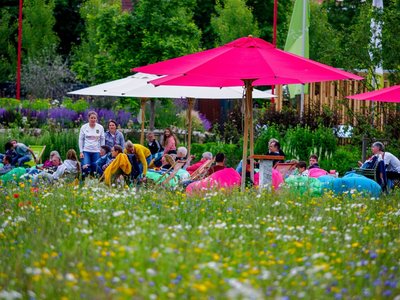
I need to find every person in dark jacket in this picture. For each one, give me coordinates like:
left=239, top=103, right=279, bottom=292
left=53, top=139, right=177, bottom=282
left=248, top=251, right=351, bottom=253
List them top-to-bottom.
left=147, top=132, right=163, bottom=156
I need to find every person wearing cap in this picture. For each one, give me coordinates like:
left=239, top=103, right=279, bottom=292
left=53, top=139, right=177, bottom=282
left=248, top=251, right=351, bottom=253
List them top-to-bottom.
left=186, top=152, right=213, bottom=175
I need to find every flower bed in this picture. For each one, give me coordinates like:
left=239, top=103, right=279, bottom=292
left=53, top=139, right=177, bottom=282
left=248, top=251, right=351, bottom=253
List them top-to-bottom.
left=0, top=182, right=399, bottom=298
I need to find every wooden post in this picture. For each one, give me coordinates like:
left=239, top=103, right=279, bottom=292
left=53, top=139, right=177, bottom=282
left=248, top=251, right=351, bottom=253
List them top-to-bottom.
left=241, top=80, right=255, bottom=192
left=248, top=86, right=254, bottom=182
left=140, top=98, right=146, bottom=145
left=187, top=98, right=195, bottom=159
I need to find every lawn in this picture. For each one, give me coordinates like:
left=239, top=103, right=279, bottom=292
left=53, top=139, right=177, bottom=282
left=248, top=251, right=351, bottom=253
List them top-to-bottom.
left=0, top=181, right=399, bottom=299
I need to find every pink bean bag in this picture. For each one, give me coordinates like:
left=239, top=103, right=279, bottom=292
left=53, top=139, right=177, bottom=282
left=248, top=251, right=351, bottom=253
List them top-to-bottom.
left=186, top=168, right=241, bottom=194
left=253, top=168, right=284, bottom=190
left=308, top=168, right=329, bottom=178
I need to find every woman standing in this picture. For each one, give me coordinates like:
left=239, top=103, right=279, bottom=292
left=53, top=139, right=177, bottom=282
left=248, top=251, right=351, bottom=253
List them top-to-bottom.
left=79, top=111, right=105, bottom=177
left=105, top=119, right=125, bottom=149
left=162, top=128, right=178, bottom=155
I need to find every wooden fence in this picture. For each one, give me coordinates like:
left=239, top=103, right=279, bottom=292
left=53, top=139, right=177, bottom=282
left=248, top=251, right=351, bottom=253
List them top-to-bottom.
left=273, top=72, right=397, bottom=129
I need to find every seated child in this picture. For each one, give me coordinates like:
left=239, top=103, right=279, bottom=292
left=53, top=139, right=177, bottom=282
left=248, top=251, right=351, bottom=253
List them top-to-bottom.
left=0, top=155, right=14, bottom=175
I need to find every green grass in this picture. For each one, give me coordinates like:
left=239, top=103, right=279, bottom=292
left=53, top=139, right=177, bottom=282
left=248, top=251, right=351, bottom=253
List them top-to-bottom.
left=0, top=182, right=399, bottom=299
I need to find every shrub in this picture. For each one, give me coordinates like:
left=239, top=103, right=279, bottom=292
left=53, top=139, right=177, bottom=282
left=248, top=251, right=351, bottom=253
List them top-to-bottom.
left=0, top=98, right=20, bottom=110
left=21, top=98, right=51, bottom=110
left=62, top=98, right=90, bottom=112
left=177, top=110, right=207, bottom=132
left=254, top=124, right=283, bottom=155
left=283, top=125, right=337, bottom=161
left=283, top=126, right=315, bottom=160
left=190, top=142, right=242, bottom=168
left=320, top=145, right=361, bottom=176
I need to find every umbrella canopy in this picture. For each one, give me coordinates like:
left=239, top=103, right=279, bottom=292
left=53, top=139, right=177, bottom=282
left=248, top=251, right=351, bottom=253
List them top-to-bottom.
left=133, top=36, right=363, bottom=191
left=134, top=36, right=363, bottom=87
left=68, top=72, right=275, bottom=99
left=347, top=85, right=400, bottom=102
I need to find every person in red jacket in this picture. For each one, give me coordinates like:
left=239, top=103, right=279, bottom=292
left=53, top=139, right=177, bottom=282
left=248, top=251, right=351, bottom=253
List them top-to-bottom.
left=186, top=152, right=213, bottom=175
left=207, top=153, right=226, bottom=176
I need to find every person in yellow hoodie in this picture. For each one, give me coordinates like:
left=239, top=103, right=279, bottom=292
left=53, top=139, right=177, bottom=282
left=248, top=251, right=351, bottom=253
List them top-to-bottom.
left=124, top=140, right=152, bottom=179
left=103, top=145, right=132, bottom=186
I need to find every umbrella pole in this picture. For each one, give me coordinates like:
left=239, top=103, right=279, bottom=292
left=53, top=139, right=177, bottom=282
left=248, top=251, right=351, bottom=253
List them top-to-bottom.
left=241, top=80, right=253, bottom=192
left=249, top=86, right=254, bottom=183
left=140, top=98, right=146, bottom=145
left=187, top=98, right=194, bottom=158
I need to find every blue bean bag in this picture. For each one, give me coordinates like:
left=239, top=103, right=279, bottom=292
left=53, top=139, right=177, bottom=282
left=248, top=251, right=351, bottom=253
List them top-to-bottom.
left=317, top=173, right=381, bottom=198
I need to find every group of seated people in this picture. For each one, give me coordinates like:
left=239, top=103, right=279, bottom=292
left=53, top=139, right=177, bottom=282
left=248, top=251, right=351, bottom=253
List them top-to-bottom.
left=2, top=133, right=400, bottom=194
left=95, top=137, right=228, bottom=188
left=0, top=142, right=81, bottom=186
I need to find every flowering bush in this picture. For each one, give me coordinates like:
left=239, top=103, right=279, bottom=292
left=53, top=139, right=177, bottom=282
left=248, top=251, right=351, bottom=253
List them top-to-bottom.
left=0, top=184, right=399, bottom=299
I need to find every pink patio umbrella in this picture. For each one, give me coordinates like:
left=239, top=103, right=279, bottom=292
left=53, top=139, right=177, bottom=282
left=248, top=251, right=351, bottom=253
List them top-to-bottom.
left=133, top=36, right=363, bottom=190
left=347, top=85, right=400, bottom=102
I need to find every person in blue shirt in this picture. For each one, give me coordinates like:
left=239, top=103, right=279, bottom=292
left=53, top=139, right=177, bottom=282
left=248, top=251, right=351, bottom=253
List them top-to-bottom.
left=105, top=119, right=125, bottom=149
left=95, top=145, right=112, bottom=176
left=0, top=155, right=14, bottom=175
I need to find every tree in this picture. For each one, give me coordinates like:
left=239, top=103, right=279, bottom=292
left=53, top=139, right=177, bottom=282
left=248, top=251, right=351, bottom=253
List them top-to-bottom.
left=23, top=0, right=59, bottom=59
left=53, top=0, right=84, bottom=57
left=71, top=0, right=135, bottom=83
left=72, top=0, right=202, bottom=84
left=131, top=0, right=202, bottom=66
left=193, top=0, right=218, bottom=49
left=211, top=0, right=260, bottom=45
left=246, top=0, right=293, bottom=48
left=382, top=0, right=400, bottom=82
left=309, top=2, right=343, bottom=67
left=0, top=10, right=17, bottom=82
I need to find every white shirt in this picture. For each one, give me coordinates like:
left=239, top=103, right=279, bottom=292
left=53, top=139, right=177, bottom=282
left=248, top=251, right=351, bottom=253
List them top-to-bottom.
left=79, top=123, right=105, bottom=153
left=383, top=152, right=400, bottom=173
left=52, top=160, right=79, bottom=180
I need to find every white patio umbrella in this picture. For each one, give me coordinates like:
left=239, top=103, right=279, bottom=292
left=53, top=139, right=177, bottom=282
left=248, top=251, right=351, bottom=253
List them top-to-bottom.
left=68, top=72, right=275, bottom=99
left=69, top=72, right=275, bottom=156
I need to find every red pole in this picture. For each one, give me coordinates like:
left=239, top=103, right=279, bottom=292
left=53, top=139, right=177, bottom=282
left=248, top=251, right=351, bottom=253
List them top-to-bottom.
left=16, top=0, right=23, bottom=100
left=271, top=0, right=278, bottom=105
left=273, top=0, right=278, bottom=47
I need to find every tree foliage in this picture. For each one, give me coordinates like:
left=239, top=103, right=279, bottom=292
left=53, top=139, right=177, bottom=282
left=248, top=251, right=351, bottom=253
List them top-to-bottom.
left=22, top=0, right=59, bottom=59
left=53, top=0, right=84, bottom=56
left=71, top=0, right=202, bottom=84
left=131, top=0, right=202, bottom=66
left=193, top=0, right=218, bottom=49
left=211, top=0, right=260, bottom=45
left=246, top=0, right=293, bottom=47
left=310, top=0, right=399, bottom=82
left=309, top=2, right=342, bottom=66
left=0, top=10, right=17, bottom=82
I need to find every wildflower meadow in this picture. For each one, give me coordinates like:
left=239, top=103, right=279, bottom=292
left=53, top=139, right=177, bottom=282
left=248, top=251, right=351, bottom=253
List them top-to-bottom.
left=0, top=181, right=399, bottom=299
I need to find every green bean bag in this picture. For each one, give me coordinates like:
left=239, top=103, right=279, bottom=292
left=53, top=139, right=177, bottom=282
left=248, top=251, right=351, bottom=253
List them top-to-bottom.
left=0, top=167, right=27, bottom=183
left=147, top=169, right=190, bottom=187
left=284, top=175, right=323, bottom=196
